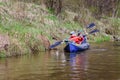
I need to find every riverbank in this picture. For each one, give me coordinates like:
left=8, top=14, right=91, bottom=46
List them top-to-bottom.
left=0, top=0, right=120, bottom=57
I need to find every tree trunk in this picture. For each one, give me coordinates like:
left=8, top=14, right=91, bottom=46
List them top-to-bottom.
left=44, top=0, right=62, bottom=15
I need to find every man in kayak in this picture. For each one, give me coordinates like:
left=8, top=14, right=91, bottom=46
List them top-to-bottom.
left=69, top=31, right=84, bottom=44
left=70, top=31, right=76, bottom=38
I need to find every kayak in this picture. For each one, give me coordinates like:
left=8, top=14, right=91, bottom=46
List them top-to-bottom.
left=64, top=37, right=90, bottom=52
left=64, top=42, right=89, bottom=52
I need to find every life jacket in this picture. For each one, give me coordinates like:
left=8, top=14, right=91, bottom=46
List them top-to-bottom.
left=70, top=34, right=76, bottom=38
left=70, top=36, right=84, bottom=44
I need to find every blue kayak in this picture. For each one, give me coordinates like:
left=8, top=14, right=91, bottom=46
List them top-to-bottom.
left=64, top=36, right=90, bottom=52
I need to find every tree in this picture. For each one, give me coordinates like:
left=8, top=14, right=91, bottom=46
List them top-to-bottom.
left=44, top=0, right=62, bottom=15
left=84, top=0, right=120, bottom=18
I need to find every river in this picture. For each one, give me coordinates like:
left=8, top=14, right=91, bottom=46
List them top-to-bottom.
left=0, top=42, right=120, bottom=80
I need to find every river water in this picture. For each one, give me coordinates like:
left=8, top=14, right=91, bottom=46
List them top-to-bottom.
left=0, top=42, right=120, bottom=80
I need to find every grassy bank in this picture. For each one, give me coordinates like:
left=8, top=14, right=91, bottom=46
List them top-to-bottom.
left=0, top=0, right=120, bottom=57
left=0, top=0, right=83, bottom=57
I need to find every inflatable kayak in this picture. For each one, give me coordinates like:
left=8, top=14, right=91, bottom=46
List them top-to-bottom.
left=64, top=37, right=89, bottom=52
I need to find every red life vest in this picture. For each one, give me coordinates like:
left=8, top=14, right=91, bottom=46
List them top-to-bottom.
left=70, top=36, right=83, bottom=44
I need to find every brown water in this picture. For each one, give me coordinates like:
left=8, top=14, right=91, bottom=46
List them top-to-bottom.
left=0, top=42, right=120, bottom=80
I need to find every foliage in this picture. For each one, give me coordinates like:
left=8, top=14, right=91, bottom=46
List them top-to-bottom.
left=0, top=0, right=120, bottom=57
left=84, top=0, right=120, bottom=17
left=0, top=2, right=5, bottom=6
left=89, top=6, right=98, bottom=14
left=47, top=8, right=55, bottom=14
left=46, top=15, right=58, bottom=21
left=0, top=18, right=45, bottom=56
left=110, top=18, right=120, bottom=35
left=111, top=18, right=120, bottom=28
left=63, top=22, right=82, bottom=30
left=94, top=35, right=110, bottom=43
left=0, top=51, right=6, bottom=58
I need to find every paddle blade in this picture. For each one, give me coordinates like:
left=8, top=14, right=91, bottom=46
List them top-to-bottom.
left=87, top=23, right=95, bottom=29
left=89, top=29, right=99, bottom=34
left=49, top=41, right=63, bottom=49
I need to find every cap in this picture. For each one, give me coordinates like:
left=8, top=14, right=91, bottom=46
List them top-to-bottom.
left=70, top=31, right=75, bottom=35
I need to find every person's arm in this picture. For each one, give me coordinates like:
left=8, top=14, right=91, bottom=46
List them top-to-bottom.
left=83, top=29, right=88, bottom=35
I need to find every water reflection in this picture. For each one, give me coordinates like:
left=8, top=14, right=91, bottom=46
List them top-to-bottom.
left=0, top=42, right=120, bottom=80
left=67, top=52, right=87, bottom=80
left=0, top=59, right=9, bottom=80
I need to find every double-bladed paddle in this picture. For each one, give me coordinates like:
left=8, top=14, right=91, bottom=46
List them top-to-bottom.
left=86, top=23, right=95, bottom=29
left=49, top=29, right=99, bottom=49
left=89, top=29, right=99, bottom=34
left=49, top=40, right=63, bottom=49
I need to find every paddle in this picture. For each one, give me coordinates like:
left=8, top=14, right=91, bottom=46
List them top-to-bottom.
left=87, top=23, right=95, bottom=29
left=49, top=29, right=99, bottom=49
left=89, top=29, right=99, bottom=34
left=49, top=40, right=63, bottom=49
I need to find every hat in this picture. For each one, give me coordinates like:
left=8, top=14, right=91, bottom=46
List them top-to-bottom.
left=70, top=31, right=75, bottom=35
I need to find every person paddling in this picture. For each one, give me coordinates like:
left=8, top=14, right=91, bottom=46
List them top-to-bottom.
left=69, top=31, right=83, bottom=44
left=70, top=31, right=77, bottom=38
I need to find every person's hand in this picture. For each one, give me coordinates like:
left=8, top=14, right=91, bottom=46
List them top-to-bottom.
left=86, top=32, right=88, bottom=35
left=63, top=39, right=69, bottom=42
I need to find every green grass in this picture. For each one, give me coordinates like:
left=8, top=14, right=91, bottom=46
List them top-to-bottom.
left=0, top=0, right=120, bottom=57
left=0, top=2, right=5, bottom=6
left=117, top=2, right=120, bottom=17
left=89, top=6, right=98, bottom=14
left=47, top=8, right=55, bottom=14
left=117, top=9, right=120, bottom=17
left=46, top=15, right=58, bottom=21
left=0, top=18, right=47, bottom=56
left=110, top=18, right=120, bottom=35
left=111, top=18, right=120, bottom=28
left=63, top=22, right=82, bottom=30
left=94, top=35, right=110, bottom=43
left=0, top=51, right=6, bottom=58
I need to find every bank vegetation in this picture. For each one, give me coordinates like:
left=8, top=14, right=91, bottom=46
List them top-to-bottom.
left=0, top=0, right=120, bottom=57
